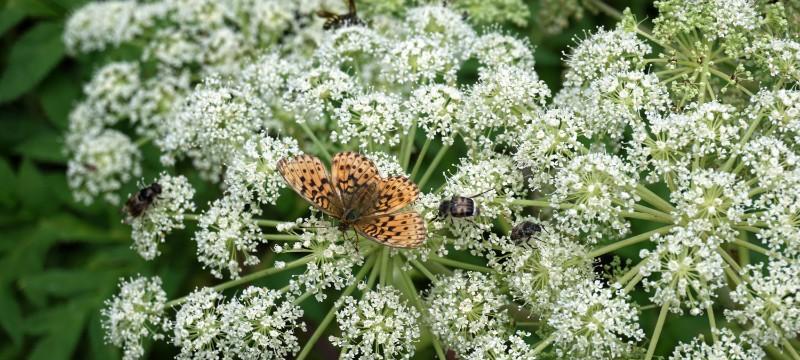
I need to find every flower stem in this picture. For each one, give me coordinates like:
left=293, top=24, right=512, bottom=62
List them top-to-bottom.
left=298, top=121, right=332, bottom=163
left=401, top=122, right=417, bottom=170
left=410, top=136, right=432, bottom=179
left=417, top=144, right=450, bottom=190
left=636, top=185, right=676, bottom=213
left=509, top=198, right=551, bottom=208
left=620, top=211, right=675, bottom=223
left=255, top=219, right=283, bottom=227
left=587, top=225, right=674, bottom=258
left=263, top=234, right=303, bottom=241
left=733, top=239, right=771, bottom=256
left=379, top=247, right=390, bottom=286
left=166, top=254, right=316, bottom=307
left=296, top=254, right=377, bottom=360
left=365, top=255, right=380, bottom=290
left=427, top=256, right=494, bottom=273
left=407, top=257, right=439, bottom=285
left=618, top=260, right=646, bottom=287
left=397, top=265, right=447, bottom=360
left=623, top=272, right=644, bottom=294
left=293, top=290, right=315, bottom=306
left=645, top=302, right=671, bottom=360
left=706, top=303, right=719, bottom=343
left=531, top=334, right=555, bottom=355
left=782, top=338, right=800, bottom=360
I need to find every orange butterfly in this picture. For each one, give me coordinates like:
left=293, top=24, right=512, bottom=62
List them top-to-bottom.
left=277, top=152, right=427, bottom=248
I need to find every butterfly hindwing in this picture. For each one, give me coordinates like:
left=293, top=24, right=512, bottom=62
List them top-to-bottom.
left=277, top=155, right=342, bottom=217
left=355, top=212, right=426, bottom=248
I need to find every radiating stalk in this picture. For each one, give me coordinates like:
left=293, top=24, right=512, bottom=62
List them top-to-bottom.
left=296, top=255, right=377, bottom=360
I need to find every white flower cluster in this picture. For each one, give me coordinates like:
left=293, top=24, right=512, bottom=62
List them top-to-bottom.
left=75, top=0, right=800, bottom=357
left=129, top=173, right=196, bottom=260
left=194, top=196, right=265, bottom=279
left=426, top=271, right=513, bottom=355
left=101, top=276, right=167, bottom=360
left=172, top=286, right=305, bottom=359
left=331, top=286, right=420, bottom=359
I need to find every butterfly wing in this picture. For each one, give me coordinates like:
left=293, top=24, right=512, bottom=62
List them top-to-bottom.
left=331, top=152, right=380, bottom=212
left=277, top=154, right=343, bottom=217
left=363, top=176, right=419, bottom=216
left=355, top=212, right=427, bottom=248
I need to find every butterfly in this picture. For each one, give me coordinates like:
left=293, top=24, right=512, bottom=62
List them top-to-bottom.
left=277, top=152, right=427, bottom=248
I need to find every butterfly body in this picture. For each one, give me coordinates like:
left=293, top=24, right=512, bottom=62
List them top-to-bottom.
left=278, top=152, right=426, bottom=248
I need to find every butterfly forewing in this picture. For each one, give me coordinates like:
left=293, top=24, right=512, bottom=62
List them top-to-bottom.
left=332, top=152, right=379, bottom=209
left=277, top=155, right=343, bottom=217
left=365, top=176, right=420, bottom=216
left=355, top=212, right=427, bottom=248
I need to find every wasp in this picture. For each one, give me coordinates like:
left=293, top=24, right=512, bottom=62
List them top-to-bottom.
left=317, top=0, right=364, bottom=30
left=123, top=182, right=162, bottom=221
left=510, top=221, right=542, bottom=243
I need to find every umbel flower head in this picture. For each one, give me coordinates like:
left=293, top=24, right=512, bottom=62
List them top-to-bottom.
left=67, top=0, right=800, bottom=358
left=101, top=276, right=167, bottom=360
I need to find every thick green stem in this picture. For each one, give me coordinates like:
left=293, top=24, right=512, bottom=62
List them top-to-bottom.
left=298, top=122, right=332, bottom=163
left=401, top=122, right=417, bottom=170
left=410, top=136, right=432, bottom=179
left=417, top=144, right=451, bottom=190
left=636, top=185, right=676, bottom=213
left=509, top=199, right=551, bottom=208
left=621, top=211, right=675, bottom=223
left=255, top=219, right=283, bottom=227
left=587, top=226, right=675, bottom=258
left=263, top=234, right=303, bottom=241
left=734, top=239, right=771, bottom=256
left=379, top=247, right=390, bottom=286
left=167, top=254, right=316, bottom=307
left=296, top=255, right=376, bottom=360
left=428, top=256, right=494, bottom=273
left=408, top=257, right=439, bottom=285
left=618, top=260, right=646, bottom=287
left=398, top=266, right=447, bottom=360
left=623, top=272, right=644, bottom=294
left=645, top=302, right=671, bottom=360
left=707, top=304, right=718, bottom=343
left=531, top=335, right=555, bottom=355
left=782, top=338, right=800, bottom=360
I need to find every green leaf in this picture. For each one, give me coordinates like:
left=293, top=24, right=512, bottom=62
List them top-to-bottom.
left=6, top=0, right=60, bottom=18
left=0, top=7, right=25, bottom=36
left=0, top=21, right=65, bottom=103
left=38, top=71, right=81, bottom=130
left=0, top=109, right=46, bottom=149
left=13, top=129, right=66, bottom=164
left=0, top=157, right=15, bottom=209
left=16, top=159, right=53, bottom=214
left=40, top=214, right=127, bottom=244
left=19, top=269, right=113, bottom=298
left=0, top=285, right=23, bottom=346
left=27, top=301, right=88, bottom=360
left=88, top=312, right=117, bottom=360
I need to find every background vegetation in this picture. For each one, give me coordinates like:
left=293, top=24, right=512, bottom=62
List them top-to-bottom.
left=0, top=0, right=665, bottom=358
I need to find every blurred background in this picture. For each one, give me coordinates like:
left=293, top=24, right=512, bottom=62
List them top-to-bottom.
left=0, top=0, right=662, bottom=358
